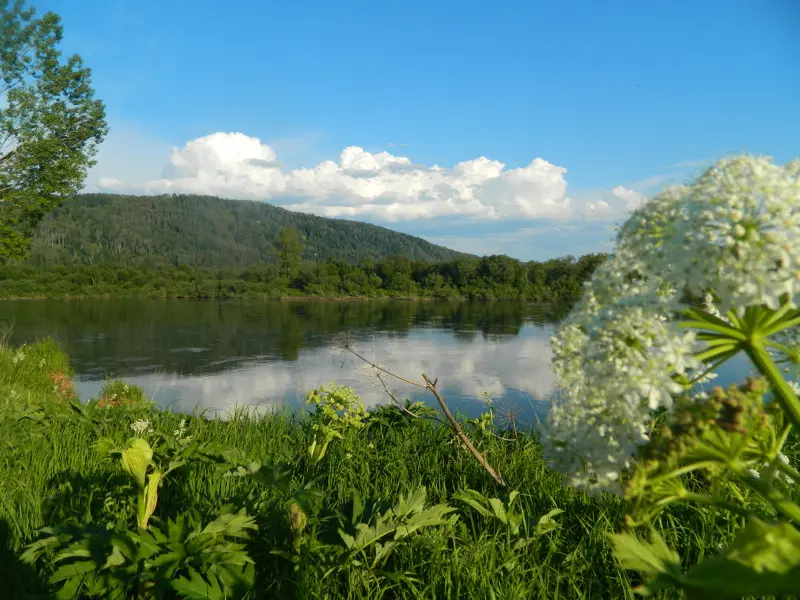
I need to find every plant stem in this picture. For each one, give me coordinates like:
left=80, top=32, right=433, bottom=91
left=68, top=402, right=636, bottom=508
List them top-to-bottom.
left=679, top=320, right=747, bottom=341
left=744, top=343, right=800, bottom=431
left=775, top=457, right=800, bottom=485
left=736, top=470, right=800, bottom=525
left=681, top=493, right=751, bottom=520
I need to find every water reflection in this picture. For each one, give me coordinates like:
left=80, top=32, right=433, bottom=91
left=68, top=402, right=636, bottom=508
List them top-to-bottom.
left=0, top=299, right=749, bottom=422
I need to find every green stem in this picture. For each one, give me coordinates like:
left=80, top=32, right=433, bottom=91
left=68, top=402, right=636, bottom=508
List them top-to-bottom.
left=759, top=303, right=794, bottom=330
left=683, top=306, right=735, bottom=330
left=725, top=307, right=744, bottom=330
left=762, top=314, right=800, bottom=338
left=679, top=320, right=747, bottom=341
left=762, top=338, right=798, bottom=357
left=744, top=342, right=800, bottom=431
left=693, top=344, right=739, bottom=363
left=777, top=423, right=792, bottom=452
left=774, top=457, right=800, bottom=485
left=646, top=461, right=722, bottom=486
left=735, top=470, right=800, bottom=525
left=681, top=493, right=752, bottom=520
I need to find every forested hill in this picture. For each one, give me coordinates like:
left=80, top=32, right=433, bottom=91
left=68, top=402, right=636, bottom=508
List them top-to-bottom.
left=27, top=193, right=468, bottom=267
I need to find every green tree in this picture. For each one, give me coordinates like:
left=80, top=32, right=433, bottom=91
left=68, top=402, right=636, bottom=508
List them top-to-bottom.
left=0, top=0, right=107, bottom=262
left=275, top=227, right=304, bottom=278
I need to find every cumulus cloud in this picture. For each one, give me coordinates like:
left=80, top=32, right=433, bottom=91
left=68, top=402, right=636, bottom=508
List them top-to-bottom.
left=98, top=131, right=588, bottom=222
left=579, top=185, right=647, bottom=220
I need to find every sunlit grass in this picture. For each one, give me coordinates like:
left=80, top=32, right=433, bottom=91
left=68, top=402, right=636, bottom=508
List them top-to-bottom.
left=0, top=340, right=773, bottom=599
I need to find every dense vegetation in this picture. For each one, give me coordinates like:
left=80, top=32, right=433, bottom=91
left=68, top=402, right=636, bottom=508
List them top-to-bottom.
left=0, top=1, right=107, bottom=262
left=28, top=193, right=467, bottom=267
left=1, top=251, right=605, bottom=301
left=1, top=339, right=765, bottom=599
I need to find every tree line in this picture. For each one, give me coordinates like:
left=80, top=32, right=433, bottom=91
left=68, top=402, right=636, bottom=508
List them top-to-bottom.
left=0, top=249, right=607, bottom=302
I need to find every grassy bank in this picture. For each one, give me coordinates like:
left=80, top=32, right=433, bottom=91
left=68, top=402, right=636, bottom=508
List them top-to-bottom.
left=0, top=340, right=762, bottom=599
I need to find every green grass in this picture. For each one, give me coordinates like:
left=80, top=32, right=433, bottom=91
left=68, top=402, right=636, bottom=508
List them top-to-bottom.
left=0, top=340, right=766, bottom=599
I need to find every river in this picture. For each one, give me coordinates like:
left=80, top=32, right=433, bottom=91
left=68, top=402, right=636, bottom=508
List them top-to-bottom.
left=0, top=299, right=750, bottom=423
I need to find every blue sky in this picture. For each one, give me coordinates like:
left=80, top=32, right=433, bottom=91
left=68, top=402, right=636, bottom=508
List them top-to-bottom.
left=34, top=0, right=800, bottom=260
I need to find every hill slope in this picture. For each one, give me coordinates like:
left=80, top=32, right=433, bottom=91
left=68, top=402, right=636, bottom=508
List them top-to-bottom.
left=28, top=193, right=467, bottom=267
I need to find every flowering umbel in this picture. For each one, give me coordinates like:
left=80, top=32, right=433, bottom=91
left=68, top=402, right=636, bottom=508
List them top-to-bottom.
left=540, top=155, right=800, bottom=494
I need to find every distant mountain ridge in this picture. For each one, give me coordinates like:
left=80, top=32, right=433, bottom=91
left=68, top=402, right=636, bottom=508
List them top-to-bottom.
left=28, top=193, right=468, bottom=267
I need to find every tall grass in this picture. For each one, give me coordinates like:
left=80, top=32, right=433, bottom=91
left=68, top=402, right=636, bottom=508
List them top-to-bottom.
left=0, top=340, right=766, bottom=599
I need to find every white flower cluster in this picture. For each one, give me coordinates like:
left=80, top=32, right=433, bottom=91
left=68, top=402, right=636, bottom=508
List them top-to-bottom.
left=541, top=155, right=800, bottom=494
left=621, top=156, right=800, bottom=312
left=173, top=418, right=191, bottom=441
left=130, top=419, right=151, bottom=435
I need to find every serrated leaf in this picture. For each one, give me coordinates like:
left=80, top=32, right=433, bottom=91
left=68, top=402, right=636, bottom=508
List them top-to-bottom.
left=394, top=486, right=427, bottom=518
left=681, top=518, right=800, bottom=598
left=339, top=530, right=356, bottom=549
left=610, top=530, right=685, bottom=597
left=611, top=530, right=681, bottom=576
left=48, top=559, right=97, bottom=584
left=172, top=567, right=224, bottom=600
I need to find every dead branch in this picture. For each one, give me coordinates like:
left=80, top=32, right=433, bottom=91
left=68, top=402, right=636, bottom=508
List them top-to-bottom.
left=341, top=340, right=506, bottom=487
left=421, top=374, right=505, bottom=487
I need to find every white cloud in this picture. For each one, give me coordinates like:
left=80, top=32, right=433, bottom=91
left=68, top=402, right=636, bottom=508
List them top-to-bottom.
left=98, top=131, right=585, bottom=222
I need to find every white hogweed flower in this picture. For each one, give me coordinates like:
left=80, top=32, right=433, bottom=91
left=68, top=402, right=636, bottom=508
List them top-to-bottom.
left=541, top=154, right=799, bottom=495
left=669, top=156, right=799, bottom=312
left=542, top=264, right=700, bottom=494
left=173, top=418, right=186, bottom=437
left=130, top=419, right=151, bottom=435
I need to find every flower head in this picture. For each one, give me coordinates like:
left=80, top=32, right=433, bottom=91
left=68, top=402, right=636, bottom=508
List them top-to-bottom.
left=541, top=154, right=800, bottom=494
left=130, top=419, right=151, bottom=435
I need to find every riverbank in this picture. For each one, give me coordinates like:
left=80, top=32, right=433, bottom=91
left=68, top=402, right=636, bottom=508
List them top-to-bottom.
left=1, top=339, right=756, bottom=599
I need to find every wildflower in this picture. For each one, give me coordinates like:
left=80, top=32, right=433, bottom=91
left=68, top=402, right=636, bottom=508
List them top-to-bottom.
left=540, top=155, right=800, bottom=494
left=11, top=350, right=25, bottom=364
left=173, top=418, right=189, bottom=440
left=130, top=419, right=151, bottom=435
left=345, top=452, right=353, bottom=460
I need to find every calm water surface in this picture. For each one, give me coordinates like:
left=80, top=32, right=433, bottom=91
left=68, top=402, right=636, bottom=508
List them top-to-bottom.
left=0, top=299, right=750, bottom=423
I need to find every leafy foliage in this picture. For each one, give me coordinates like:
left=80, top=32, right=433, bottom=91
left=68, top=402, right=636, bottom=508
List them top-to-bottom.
left=0, top=0, right=108, bottom=262
left=2, top=244, right=606, bottom=304
left=305, top=384, right=370, bottom=464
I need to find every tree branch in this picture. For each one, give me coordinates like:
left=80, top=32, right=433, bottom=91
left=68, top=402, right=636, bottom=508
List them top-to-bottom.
left=341, top=341, right=506, bottom=487
left=422, top=374, right=506, bottom=486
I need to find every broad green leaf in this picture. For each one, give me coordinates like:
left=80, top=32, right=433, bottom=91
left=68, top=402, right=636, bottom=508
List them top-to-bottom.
left=121, top=437, right=153, bottom=488
left=395, top=486, right=427, bottom=518
left=452, top=489, right=492, bottom=518
left=488, top=497, right=508, bottom=524
left=536, top=508, right=565, bottom=535
left=681, top=518, right=800, bottom=597
left=610, top=530, right=685, bottom=597
left=48, top=559, right=97, bottom=584
left=172, top=567, right=224, bottom=600
left=53, top=576, right=84, bottom=600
